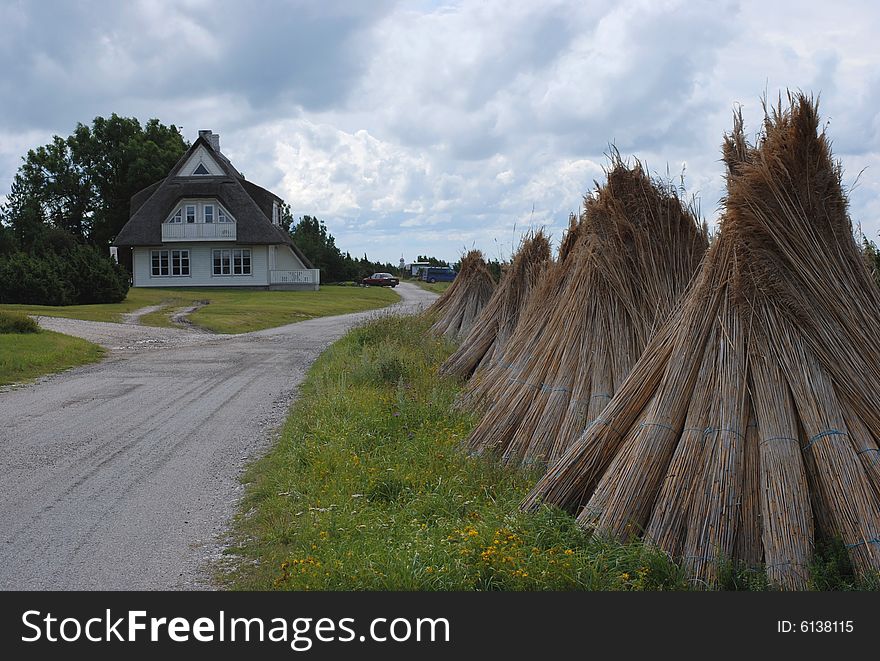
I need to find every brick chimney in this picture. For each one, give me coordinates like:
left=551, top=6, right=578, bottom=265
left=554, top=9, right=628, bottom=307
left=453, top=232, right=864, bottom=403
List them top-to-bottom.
left=198, top=129, right=221, bottom=153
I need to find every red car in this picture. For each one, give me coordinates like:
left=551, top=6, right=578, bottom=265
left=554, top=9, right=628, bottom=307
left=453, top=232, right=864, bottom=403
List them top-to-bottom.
left=361, top=272, right=399, bottom=287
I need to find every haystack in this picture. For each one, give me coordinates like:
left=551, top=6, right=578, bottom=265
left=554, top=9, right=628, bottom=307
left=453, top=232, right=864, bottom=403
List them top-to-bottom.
left=524, top=94, right=880, bottom=589
left=464, top=158, right=708, bottom=468
left=439, top=231, right=552, bottom=379
left=425, top=250, right=495, bottom=339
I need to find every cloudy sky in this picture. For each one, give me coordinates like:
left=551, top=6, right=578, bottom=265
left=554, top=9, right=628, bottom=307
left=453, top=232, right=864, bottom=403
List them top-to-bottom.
left=1, top=0, right=878, bottom=263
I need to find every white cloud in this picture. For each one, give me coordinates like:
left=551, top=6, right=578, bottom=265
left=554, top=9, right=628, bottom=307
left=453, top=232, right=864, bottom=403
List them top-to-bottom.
left=1, top=0, right=879, bottom=260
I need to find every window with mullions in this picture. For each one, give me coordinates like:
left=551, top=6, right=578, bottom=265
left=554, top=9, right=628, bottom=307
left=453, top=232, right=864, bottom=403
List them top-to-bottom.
left=166, top=202, right=234, bottom=225
left=213, top=248, right=251, bottom=276
left=151, top=249, right=190, bottom=277
left=171, top=250, right=190, bottom=276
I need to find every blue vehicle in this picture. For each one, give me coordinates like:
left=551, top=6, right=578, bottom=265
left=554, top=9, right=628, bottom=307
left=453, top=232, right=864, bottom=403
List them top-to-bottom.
left=420, top=266, right=457, bottom=283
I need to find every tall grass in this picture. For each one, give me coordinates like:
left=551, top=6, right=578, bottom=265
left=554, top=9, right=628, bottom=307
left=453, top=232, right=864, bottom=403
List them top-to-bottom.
left=222, top=314, right=876, bottom=591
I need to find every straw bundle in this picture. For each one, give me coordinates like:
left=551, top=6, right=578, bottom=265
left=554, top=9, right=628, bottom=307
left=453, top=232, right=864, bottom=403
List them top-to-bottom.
left=524, top=93, right=880, bottom=589
left=464, top=157, right=707, bottom=468
left=454, top=213, right=585, bottom=414
left=439, top=231, right=552, bottom=379
left=425, top=250, right=496, bottom=339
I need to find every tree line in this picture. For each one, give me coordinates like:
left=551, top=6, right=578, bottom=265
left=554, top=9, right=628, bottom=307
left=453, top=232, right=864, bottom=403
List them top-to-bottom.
left=0, top=115, right=185, bottom=303
left=289, top=215, right=399, bottom=283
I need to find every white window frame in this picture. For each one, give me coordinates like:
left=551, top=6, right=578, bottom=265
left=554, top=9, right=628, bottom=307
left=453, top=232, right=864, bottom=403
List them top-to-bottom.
left=165, top=201, right=235, bottom=225
left=212, top=248, right=251, bottom=276
left=151, top=249, right=190, bottom=277
left=171, top=249, right=190, bottom=276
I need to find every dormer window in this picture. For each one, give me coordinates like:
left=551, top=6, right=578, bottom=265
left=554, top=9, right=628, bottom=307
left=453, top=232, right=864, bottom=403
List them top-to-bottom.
left=193, top=163, right=210, bottom=175
left=165, top=200, right=235, bottom=225
left=272, top=201, right=280, bottom=226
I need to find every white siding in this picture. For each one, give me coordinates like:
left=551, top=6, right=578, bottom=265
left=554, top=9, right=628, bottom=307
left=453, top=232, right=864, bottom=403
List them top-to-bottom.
left=133, top=244, right=269, bottom=287
left=273, top=244, right=307, bottom=270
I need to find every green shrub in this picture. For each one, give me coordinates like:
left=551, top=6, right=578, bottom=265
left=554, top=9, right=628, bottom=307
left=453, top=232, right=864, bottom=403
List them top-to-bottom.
left=63, top=244, right=130, bottom=304
left=0, top=246, right=129, bottom=305
left=0, top=252, right=74, bottom=305
left=0, top=310, right=40, bottom=334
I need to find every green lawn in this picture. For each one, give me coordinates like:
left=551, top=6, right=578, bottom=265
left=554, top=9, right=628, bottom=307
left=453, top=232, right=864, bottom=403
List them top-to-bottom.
left=414, top=281, right=452, bottom=294
left=0, top=285, right=400, bottom=334
left=0, top=288, right=173, bottom=324
left=222, top=314, right=877, bottom=591
left=0, top=330, right=104, bottom=386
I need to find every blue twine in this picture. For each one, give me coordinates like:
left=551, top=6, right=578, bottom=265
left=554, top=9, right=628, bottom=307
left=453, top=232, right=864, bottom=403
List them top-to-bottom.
left=591, top=393, right=612, bottom=399
left=591, top=417, right=626, bottom=438
left=640, top=421, right=673, bottom=431
left=704, top=426, right=744, bottom=438
left=803, top=429, right=848, bottom=451
left=759, top=435, right=799, bottom=447
left=856, top=447, right=880, bottom=456
left=845, top=536, right=880, bottom=550
left=764, top=560, right=808, bottom=568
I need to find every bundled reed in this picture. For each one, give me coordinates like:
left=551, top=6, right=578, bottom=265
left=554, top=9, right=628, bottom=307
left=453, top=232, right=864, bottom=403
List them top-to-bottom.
left=524, top=93, right=880, bottom=589
left=464, top=157, right=708, bottom=468
left=454, top=213, right=585, bottom=414
left=439, top=231, right=552, bottom=379
left=425, top=250, right=496, bottom=339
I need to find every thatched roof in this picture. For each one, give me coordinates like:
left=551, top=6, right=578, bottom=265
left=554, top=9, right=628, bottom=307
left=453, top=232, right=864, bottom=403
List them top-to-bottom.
left=524, top=93, right=880, bottom=589
left=114, top=134, right=313, bottom=268
left=463, top=158, right=707, bottom=468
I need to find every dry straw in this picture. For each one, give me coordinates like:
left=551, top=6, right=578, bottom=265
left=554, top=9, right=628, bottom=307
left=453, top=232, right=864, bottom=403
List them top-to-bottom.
left=524, top=93, right=880, bottom=589
left=463, top=156, right=707, bottom=469
left=440, top=231, right=552, bottom=379
left=425, top=250, right=496, bottom=339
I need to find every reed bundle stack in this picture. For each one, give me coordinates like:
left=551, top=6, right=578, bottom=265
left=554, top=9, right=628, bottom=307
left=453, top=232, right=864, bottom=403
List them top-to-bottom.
left=524, top=93, right=880, bottom=589
left=464, top=158, right=707, bottom=468
left=454, top=213, right=585, bottom=413
left=440, top=231, right=552, bottom=379
left=426, top=250, right=496, bottom=339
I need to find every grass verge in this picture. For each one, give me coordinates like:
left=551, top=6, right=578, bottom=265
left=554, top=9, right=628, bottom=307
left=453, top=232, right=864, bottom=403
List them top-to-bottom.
left=414, top=281, right=452, bottom=294
left=0, top=286, right=399, bottom=334
left=188, top=286, right=399, bottom=334
left=224, top=314, right=879, bottom=590
left=0, top=330, right=104, bottom=386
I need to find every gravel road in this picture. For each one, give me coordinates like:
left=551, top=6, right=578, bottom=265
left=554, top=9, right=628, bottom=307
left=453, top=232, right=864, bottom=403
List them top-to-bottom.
left=0, top=283, right=437, bottom=590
